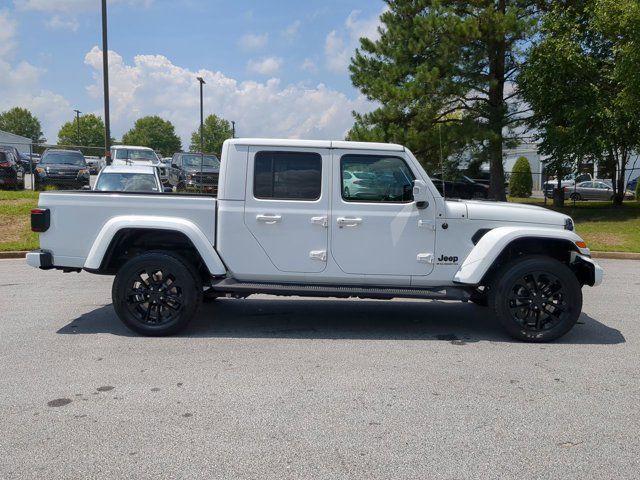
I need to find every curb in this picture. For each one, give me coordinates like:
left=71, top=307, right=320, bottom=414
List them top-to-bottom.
left=2, top=250, right=640, bottom=260
left=0, top=251, right=29, bottom=259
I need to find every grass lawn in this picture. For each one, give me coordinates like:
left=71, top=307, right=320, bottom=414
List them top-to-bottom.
left=0, top=190, right=39, bottom=251
left=1, top=190, right=639, bottom=253
left=509, top=197, right=640, bottom=253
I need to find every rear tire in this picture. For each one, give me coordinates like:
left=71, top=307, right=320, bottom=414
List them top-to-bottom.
left=570, top=192, right=581, bottom=201
left=112, top=251, right=202, bottom=336
left=488, top=255, right=582, bottom=342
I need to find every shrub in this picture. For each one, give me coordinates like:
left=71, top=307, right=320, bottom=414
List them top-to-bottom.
left=509, top=156, right=533, bottom=198
left=635, top=177, right=640, bottom=202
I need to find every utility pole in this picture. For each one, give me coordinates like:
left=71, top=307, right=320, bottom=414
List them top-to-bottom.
left=101, top=0, right=111, bottom=165
left=197, top=76, right=205, bottom=192
left=73, top=109, right=81, bottom=146
left=231, top=120, right=236, bottom=139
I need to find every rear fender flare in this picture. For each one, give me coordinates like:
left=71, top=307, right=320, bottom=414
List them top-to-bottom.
left=84, top=215, right=226, bottom=275
left=453, top=226, right=590, bottom=285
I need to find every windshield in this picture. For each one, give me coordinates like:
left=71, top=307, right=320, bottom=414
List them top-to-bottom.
left=115, top=149, right=157, bottom=162
left=40, top=151, right=86, bottom=166
left=181, top=154, right=220, bottom=168
left=95, top=173, right=159, bottom=192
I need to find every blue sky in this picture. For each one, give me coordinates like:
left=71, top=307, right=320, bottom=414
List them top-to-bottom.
left=0, top=0, right=385, bottom=146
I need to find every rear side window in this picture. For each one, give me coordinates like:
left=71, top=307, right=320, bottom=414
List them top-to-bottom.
left=254, top=151, right=322, bottom=200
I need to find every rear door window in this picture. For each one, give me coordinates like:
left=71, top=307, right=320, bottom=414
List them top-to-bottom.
left=254, top=151, right=322, bottom=200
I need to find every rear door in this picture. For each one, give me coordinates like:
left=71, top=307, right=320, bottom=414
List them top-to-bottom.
left=244, top=147, right=330, bottom=273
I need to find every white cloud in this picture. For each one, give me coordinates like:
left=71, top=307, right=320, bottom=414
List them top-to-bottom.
left=13, top=0, right=152, bottom=12
left=0, top=9, right=71, bottom=142
left=0, top=9, right=17, bottom=57
left=324, top=9, right=383, bottom=73
left=46, top=14, right=79, bottom=31
left=282, top=20, right=300, bottom=41
left=238, top=33, right=268, bottom=51
left=84, top=47, right=374, bottom=143
left=246, top=56, right=283, bottom=76
left=301, top=58, right=318, bottom=73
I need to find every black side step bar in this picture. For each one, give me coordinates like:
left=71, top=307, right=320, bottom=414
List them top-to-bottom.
left=208, top=278, right=471, bottom=301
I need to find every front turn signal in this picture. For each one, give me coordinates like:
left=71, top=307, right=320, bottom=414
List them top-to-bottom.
left=575, top=241, right=588, bottom=249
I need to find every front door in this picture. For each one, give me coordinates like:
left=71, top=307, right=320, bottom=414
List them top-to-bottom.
left=244, top=147, right=330, bottom=273
left=330, top=150, right=436, bottom=277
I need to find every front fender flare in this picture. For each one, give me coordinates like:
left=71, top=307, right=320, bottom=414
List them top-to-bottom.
left=84, top=215, right=226, bottom=275
left=453, top=226, right=590, bottom=285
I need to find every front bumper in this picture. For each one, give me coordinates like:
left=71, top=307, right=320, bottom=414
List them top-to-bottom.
left=26, top=250, right=53, bottom=269
left=572, top=252, right=604, bottom=287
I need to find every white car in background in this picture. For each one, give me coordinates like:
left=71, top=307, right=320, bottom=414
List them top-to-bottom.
left=110, top=145, right=169, bottom=185
left=93, top=165, right=168, bottom=193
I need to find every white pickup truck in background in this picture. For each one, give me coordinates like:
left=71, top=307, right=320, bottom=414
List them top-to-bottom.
left=27, top=139, right=603, bottom=342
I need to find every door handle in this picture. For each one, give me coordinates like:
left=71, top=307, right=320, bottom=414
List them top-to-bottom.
left=256, top=214, right=282, bottom=224
left=337, top=217, right=362, bottom=227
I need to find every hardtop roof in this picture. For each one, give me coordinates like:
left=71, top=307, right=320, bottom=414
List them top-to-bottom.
left=226, top=138, right=405, bottom=152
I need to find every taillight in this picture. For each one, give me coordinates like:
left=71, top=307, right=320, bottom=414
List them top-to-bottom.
left=0, top=161, right=10, bottom=167
left=31, top=208, right=50, bottom=232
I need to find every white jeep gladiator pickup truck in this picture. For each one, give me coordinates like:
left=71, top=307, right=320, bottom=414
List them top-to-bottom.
left=27, top=139, right=603, bottom=342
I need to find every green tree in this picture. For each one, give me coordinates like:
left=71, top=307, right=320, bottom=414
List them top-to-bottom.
left=349, top=0, right=540, bottom=201
left=519, top=0, right=640, bottom=205
left=0, top=107, right=44, bottom=144
left=57, top=113, right=106, bottom=156
left=189, top=114, right=232, bottom=154
left=121, top=116, right=182, bottom=157
left=509, top=156, right=533, bottom=197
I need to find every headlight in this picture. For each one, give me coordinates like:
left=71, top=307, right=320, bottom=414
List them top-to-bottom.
left=35, top=167, right=46, bottom=174
left=78, top=169, right=89, bottom=176
left=564, top=217, right=574, bottom=231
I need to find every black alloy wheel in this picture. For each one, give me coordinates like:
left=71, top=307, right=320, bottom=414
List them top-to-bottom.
left=113, top=252, right=202, bottom=336
left=489, top=255, right=582, bottom=342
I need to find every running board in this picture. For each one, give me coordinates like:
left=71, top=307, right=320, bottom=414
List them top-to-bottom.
left=209, top=279, right=471, bottom=301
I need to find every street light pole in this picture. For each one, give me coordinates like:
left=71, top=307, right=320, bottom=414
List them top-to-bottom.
left=101, top=0, right=111, bottom=165
left=197, top=76, right=205, bottom=192
left=73, top=109, right=81, bottom=147
left=231, top=120, right=235, bottom=139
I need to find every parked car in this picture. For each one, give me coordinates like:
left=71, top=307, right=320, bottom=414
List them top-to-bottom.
left=26, top=138, right=603, bottom=342
left=110, top=145, right=169, bottom=185
left=34, top=149, right=89, bottom=190
left=0, top=150, right=25, bottom=190
left=168, top=152, right=220, bottom=193
left=85, top=155, right=104, bottom=174
left=94, top=165, right=169, bottom=193
left=543, top=173, right=593, bottom=196
left=431, top=175, right=489, bottom=199
left=627, top=176, right=638, bottom=192
left=564, top=181, right=635, bottom=201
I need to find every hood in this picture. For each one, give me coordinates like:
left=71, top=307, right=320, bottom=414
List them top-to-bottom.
left=460, top=199, right=569, bottom=227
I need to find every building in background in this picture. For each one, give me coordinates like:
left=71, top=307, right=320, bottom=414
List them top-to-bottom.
left=0, top=129, right=31, bottom=154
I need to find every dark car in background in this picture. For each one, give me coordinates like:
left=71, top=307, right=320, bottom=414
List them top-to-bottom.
left=34, top=149, right=90, bottom=190
left=0, top=150, right=25, bottom=190
left=168, top=152, right=220, bottom=193
left=431, top=175, right=489, bottom=199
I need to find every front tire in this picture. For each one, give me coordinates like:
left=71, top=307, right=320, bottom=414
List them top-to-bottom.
left=570, top=192, right=581, bottom=201
left=112, top=252, right=202, bottom=336
left=488, top=255, right=582, bottom=342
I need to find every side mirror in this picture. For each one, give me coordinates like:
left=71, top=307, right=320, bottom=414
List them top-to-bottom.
left=171, top=163, right=178, bottom=168
left=413, top=180, right=429, bottom=209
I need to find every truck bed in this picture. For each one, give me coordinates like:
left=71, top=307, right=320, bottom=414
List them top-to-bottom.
left=36, top=191, right=217, bottom=269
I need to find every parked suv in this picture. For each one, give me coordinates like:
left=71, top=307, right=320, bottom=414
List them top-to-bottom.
left=110, top=145, right=169, bottom=185
left=0, top=149, right=25, bottom=190
left=34, top=149, right=89, bottom=190
left=169, top=152, right=220, bottom=193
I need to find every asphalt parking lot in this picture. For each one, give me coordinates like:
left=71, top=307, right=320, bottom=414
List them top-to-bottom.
left=0, top=258, right=638, bottom=479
